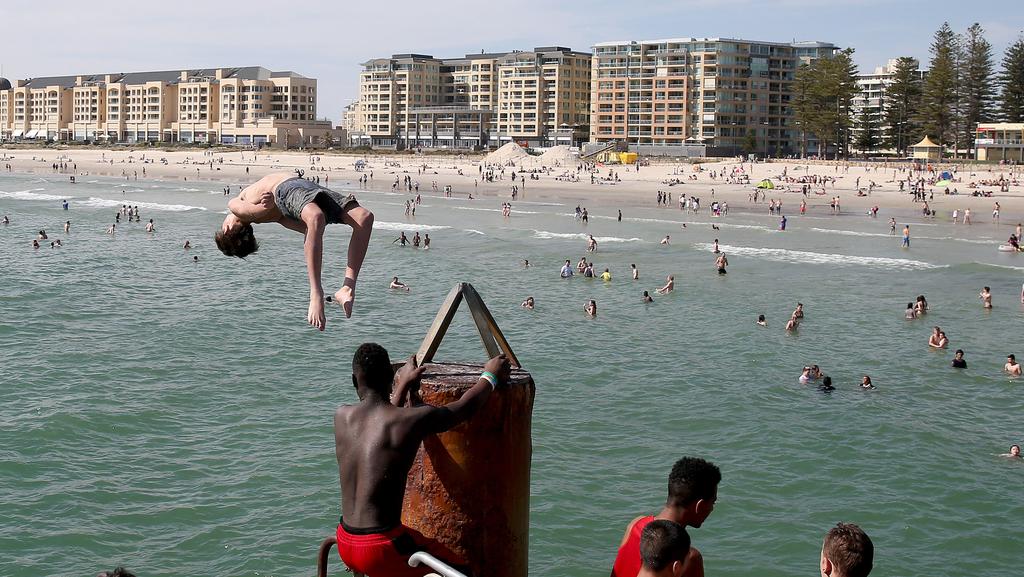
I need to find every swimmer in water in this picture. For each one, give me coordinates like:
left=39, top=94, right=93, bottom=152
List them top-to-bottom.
left=2, top=215, right=8, bottom=225
left=146, top=219, right=155, bottom=232
left=64, top=220, right=70, bottom=233
left=393, top=232, right=409, bottom=246
left=423, top=234, right=430, bottom=249
left=587, top=234, right=597, bottom=252
left=660, top=235, right=671, bottom=245
left=32, top=239, right=40, bottom=249
left=712, top=239, right=720, bottom=253
left=183, top=240, right=191, bottom=249
left=715, top=253, right=728, bottom=275
left=193, top=255, right=199, bottom=263
left=523, top=259, right=531, bottom=268
left=560, top=260, right=574, bottom=278
left=631, top=264, right=639, bottom=280
left=601, top=268, right=612, bottom=282
left=656, top=275, right=674, bottom=294
left=389, top=276, right=411, bottom=292
left=979, top=286, right=992, bottom=309
left=642, top=291, right=654, bottom=303
left=915, top=295, right=928, bottom=316
left=521, top=296, right=535, bottom=309
left=584, top=299, right=597, bottom=317
left=905, top=302, right=916, bottom=320
left=792, top=303, right=804, bottom=319
left=757, top=314, right=767, bottom=327
left=785, top=315, right=800, bottom=331
left=927, top=328, right=949, bottom=349
left=951, top=349, right=967, bottom=368
left=1004, top=354, right=1022, bottom=376
left=799, top=365, right=821, bottom=384
left=860, top=375, right=875, bottom=389
left=818, top=376, right=835, bottom=392
left=1001, top=444, right=1022, bottom=459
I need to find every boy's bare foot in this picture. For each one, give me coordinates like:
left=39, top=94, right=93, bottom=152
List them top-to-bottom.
left=334, top=285, right=355, bottom=318
left=308, top=297, right=326, bottom=331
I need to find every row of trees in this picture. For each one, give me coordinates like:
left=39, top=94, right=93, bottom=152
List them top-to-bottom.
left=795, top=22, right=1024, bottom=159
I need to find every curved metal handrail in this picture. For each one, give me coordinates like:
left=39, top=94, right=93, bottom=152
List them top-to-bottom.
left=408, top=551, right=468, bottom=577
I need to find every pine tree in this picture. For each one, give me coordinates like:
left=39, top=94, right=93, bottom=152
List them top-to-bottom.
left=919, top=22, right=959, bottom=155
left=961, top=23, right=995, bottom=154
left=999, top=37, right=1024, bottom=122
left=884, top=57, right=923, bottom=155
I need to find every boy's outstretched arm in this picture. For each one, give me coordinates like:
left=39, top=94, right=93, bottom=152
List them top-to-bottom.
left=300, top=206, right=327, bottom=331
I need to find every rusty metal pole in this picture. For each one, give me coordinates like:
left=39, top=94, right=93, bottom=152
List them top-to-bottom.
left=400, top=283, right=535, bottom=577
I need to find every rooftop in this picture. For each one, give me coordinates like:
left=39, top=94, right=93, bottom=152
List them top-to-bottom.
left=13, top=67, right=308, bottom=89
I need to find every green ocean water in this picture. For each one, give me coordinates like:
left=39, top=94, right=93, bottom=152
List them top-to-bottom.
left=1, top=172, right=1023, bottom=577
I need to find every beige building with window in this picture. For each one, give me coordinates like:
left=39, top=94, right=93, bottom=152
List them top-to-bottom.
left=589, top=38, right=836, bottom=156
left=354, top=47, right=591, bottom=150
left=0, top=67, right=335, bottom=147
left=975, top=123, right=1024, bottom=162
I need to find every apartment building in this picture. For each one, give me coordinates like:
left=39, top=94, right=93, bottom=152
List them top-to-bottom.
left=589, top=38, right=837, bottom=156
left=355, top=47, right=591, bottom=150
left=850, top=58, right=925, bottom=155
left=0, top=67, right=333, bottom=147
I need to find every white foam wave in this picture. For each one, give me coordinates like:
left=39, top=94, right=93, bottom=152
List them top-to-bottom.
left=0, top=189, right=72, bottom=202
left=77, top=197, right=207, bottom=212
left=448, top=205, right=539, bottom=215
left=374, top=221, right=452, bottom=232
left=810, top=227, right=891, bottom=238
left=464, top=229, right=486, bottom=235
left=532, top=230, right=643, bottom=243
left=692, top=243, right=945, bottom=270
left=974, top=262, right=1024, bottom=272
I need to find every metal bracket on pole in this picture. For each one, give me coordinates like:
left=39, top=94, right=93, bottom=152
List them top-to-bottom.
left=416, top=282, right=521, bottom=368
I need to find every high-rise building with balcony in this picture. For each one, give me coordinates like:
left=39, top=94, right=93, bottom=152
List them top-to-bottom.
left=589, top=38, right=837, bottom=156
left=354, top=47, right=591, bottom=149
left=850, top=58, right=925, bottom=155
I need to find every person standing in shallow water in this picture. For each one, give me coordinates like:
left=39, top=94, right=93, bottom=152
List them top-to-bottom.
left=216, top=172, right=374, bottom=330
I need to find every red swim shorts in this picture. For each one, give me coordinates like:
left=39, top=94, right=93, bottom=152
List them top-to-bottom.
left=336, top=521, right=466, bottom=577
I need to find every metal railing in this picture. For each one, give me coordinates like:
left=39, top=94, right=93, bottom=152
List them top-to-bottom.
left=409, top=552, right=468, bottom=577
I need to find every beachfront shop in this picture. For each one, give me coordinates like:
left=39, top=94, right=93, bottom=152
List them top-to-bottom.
left=975, top=123, right=1024, bottom=162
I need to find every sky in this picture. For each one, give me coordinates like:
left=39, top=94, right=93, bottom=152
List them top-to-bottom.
left=1, top=0, right=1021, bottom=123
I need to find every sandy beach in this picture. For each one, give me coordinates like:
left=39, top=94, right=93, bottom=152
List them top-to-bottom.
left=3, top=146, right=1024, bottom=221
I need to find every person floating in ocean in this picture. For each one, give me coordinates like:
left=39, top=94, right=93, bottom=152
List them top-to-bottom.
left=216, top=172, right=374, bottom=329
left=145, top=219, right=155, bottom=233
left=64, top=220, right=70, bottom=233
left=661, top=235, right=671, bottom=245
left=712, top=239, right=719, bottom=254
left=183, top=240, right=191, bottom=249
left=715, top=253, right=728, bottom=275
left=560, top=260, right=574, bottom=278
left=632, top=264, right=639, bottom=280
left=656, top=275, right=675, bottom=294
left=389, top=276, right=411, bottom=292
left=979, top=286, right=992, bottom=309
left=643, top=291, right=654, bottom=303
left=914, top=295, right=928, bottom=316
left=521, top=296, right=535, bottom=309
left=585, top=299, right=597, bottom=317
left=792, top=303, right=804, bottom=319
left=905, top=303, right=917, bottom=320
left=757, top=314, right=767, bottom=327
left=928, top=326, right=948, bottom=349
left=332, top=344, right=510, bottom=577
left=951, top=349, right=967, bottom=369
left=1004, top=354, right=1021, bottom=376
left=799, top=365, right=821, bottom=384
left=860, top=375, right=875, bottom=390
left=818, top=376, right=835, bottom=392
left=1002, top=444, right=1022, bottom=459
left=609, top=456, right=721, bottom=577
